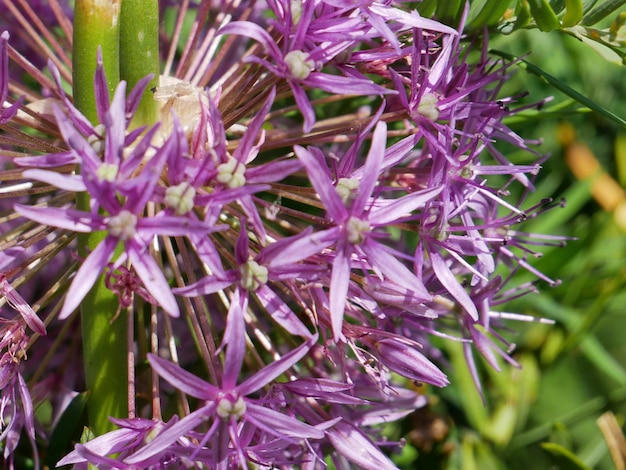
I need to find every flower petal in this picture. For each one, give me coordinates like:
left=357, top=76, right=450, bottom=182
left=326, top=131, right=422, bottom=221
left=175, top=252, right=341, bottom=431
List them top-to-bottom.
left=60, top=236, right=117, bottom=319
left=127, top=242, right=180, bottom=317
left=237, top=334, right=317, bottom=396
left=147, top=354, right=219, bottom=400
left=245, top=403, right=324, bottom=439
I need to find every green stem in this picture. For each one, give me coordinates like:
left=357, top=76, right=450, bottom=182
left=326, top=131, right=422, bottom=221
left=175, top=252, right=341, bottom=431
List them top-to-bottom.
left=72, top=0, right=121, bottom=123
left=73, top=0, right=127, bottom=436
left=120, top=0, right=160, bottom=128
left=79, top=243, right=128, bottom=436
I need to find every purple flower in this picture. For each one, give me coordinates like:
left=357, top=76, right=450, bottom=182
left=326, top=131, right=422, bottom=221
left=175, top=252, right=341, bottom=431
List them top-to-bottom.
left=218, top=16, right=398, bottom=132
left=13, top=65, right=219, bottom=319
left=295, top=121, right=442, bottom=341
left=0, top=323, right=38, bottom=469
left=122, top=333, right=323, bottom=468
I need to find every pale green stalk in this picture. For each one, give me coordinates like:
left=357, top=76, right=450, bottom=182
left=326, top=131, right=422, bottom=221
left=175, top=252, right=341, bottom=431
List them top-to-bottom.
left=73, top=0, right=127, bottom=436
left=120, top=0, right=160, bottom=127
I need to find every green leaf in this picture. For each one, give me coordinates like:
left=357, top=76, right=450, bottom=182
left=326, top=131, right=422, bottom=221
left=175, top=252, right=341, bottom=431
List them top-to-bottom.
left=436, top=0, right=465, bottom=24
left=468, top=0, right=512, bottom=28
left=513, top=0, right=533, bottom=30
left=528, top=0, right=562, bottom=30
left=563, top=0, right=584, bottom=25
left=582, top=0, right=626, bottom=25
left=562, top=24, right=626, bottom=64
left=490, top=50, right=626, bottom=128
left=46, top=392, right=89, bottom=469
left=541, top=442, right=593, bottom=469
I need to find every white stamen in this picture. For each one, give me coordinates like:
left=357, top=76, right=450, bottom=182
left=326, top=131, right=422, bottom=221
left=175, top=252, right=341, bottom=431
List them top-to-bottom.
left=284, top=50, right=315, bottom=80
left=418, top=93, right=440, bottom=121
left=216, top=157, right=246, bottom=189
left=96, top=163, right=119, bottom=182
left=336, top=177, right=360, bottom=205
left=164, top=182, right=196, bottom=215
left=108, top=210, right=138, bottom=240
left=346, top=216, right=370, bottom=244
left=239, top=260, right=269, bottom=291
left=216, top=395, right=247, bottom=420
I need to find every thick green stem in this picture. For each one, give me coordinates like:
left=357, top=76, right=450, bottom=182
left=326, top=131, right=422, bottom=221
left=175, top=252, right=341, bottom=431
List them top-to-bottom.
left=72, top=0, right=121, bottom=123
left=73, top=0, right=126, bottom=436
left=120, top=0, right=160, bottom=128
left=78, top=242, right=128, bottom=436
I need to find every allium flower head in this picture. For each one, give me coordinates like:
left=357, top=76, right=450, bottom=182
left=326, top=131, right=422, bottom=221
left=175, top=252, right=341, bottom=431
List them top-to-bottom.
left=0, top=1, right=570, bottom=468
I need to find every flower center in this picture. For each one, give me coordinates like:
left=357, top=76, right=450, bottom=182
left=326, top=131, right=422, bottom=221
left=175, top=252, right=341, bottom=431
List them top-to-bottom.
left=284, top=50, right=315, bottom=80
left=417, top=92, right=440, bottom=121
left=216, top=157, right=246, bottom=189
left=96, top=163, right=119, bottom=182
left=335, top=177, right=360, bottom=206
left=165, top=182, right=196, bottom=215
left=107, top=210, right=138, bottom=240
left=346, top=216, right=370, bottom=244
left=239, top=260, right=269, bottom=291
left=216, top=394, right=247, bottom=420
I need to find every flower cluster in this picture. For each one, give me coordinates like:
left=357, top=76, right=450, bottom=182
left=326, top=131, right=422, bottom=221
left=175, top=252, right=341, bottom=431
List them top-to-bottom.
left=0, top=1, right=564, bottom=468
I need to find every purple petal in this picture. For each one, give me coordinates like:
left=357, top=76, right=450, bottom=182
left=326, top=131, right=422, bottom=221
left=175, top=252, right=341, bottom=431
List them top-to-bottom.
left=368, top=3, right=457, bottom=36
left=217, top=21, right=282, bottom=59
left=93, top=50, right=110, bottom=125
left=307, top=72, right=394, bottom=96
left=103, top=81, right=127, bottom=166
left=291, top=82, right=317, bottom=133
left=233, top=87, right=275, bottom=164
left=52, top=105, right=100, bottom=173
left=353, top=121, right=387, bottom=213
left=294, top=145, right=347, bottom=222
left=14, top=151, right=78, bottom=168
left=246, top=158, right=303, bottom=184
left=22, top=169, right=86, bottom=192
left=369, top=185, right=443, bottom=225
left=14, top=204, right=101, bottom=233
left=137, top=214, right=214, bottom=237
left=263, top=227, right=338, bottom=268
left=60, top=236, right=117, bottom=319
left=329, top=237, right=352, bottom=342
left=360, top=240, right=430, bottom=299
left=127, top=242, right=180, bottom=317
left=430, top=250, right=479, bottom=321
left=173, top=273, right=237, bottom=296
left=1, top=278, right=46, bottom=335
left=255, top=285, right=313, bottom=337
left=222, top=289, right=247, bottom=390
left=237, top=334, right=317, bottom=396
left=376, top=337, right=448, bottom=387
left=147, top=354, right=219, bottom=400
left=17, top=374, right=35, bottom=441
left=282, top=379, right=369, bottom=405
left=245, top=403, right=324, bottom=439
left=124, top=405, right=215, bottom=465
left=326, top=421, right=399, bottom=470
left=57, top=429, right=137, bottom=465
left=75, top=443, right=127, bottom=468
